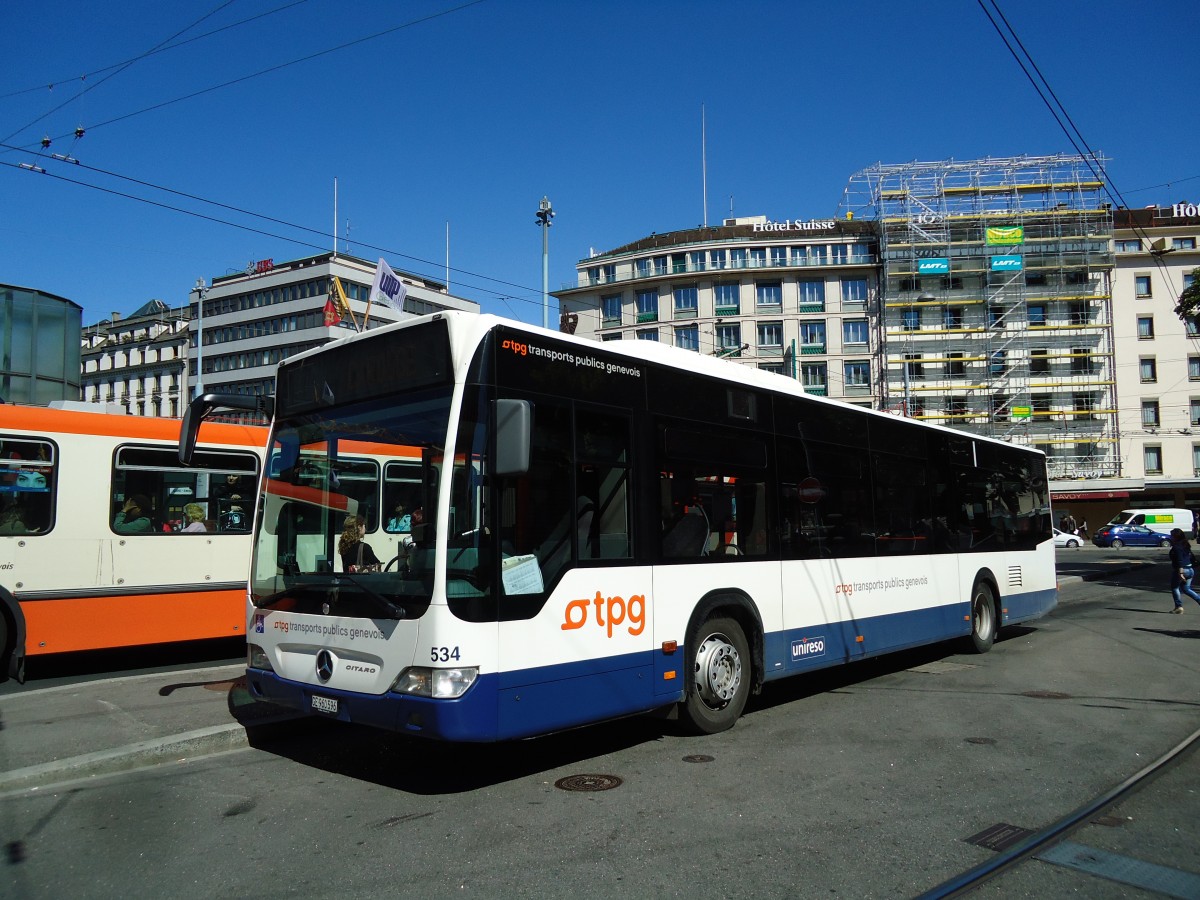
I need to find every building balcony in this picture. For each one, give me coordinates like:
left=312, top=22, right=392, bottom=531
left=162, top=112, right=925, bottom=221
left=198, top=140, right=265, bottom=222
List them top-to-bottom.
left=715, top=306, right=740, bottom=317
left=636, top=311, right=658, bottom=324
left=800, top=343, right=826, bottom=355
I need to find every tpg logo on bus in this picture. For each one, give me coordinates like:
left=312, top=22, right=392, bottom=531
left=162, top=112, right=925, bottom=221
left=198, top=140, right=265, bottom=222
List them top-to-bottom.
left=501, top=339, right=528, bottom=357
left=562, top=591, right=646, bottom=637
left=791, top=636, right=826, bottom=661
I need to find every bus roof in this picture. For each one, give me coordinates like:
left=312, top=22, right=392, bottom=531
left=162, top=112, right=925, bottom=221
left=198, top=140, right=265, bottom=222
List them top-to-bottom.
left=0, top=403, right=265, bottom=447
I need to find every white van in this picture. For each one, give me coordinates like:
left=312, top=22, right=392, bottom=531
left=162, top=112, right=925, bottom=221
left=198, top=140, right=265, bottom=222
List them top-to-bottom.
left=1105, top=508, right=1192, bottom=535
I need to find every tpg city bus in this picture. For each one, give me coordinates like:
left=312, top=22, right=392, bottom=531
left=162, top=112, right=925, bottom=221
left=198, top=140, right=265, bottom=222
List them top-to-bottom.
left=182, top=311, right=1056, bottom=741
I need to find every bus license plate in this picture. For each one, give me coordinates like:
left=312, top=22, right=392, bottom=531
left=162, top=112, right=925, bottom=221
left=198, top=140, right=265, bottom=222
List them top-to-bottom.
left=311, top=695, right=338, bottom=715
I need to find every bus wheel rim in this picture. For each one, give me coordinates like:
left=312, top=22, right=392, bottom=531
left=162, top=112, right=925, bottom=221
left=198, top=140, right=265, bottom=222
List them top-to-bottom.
left=975, top=595, right=993, bottom=637
left=695, top=633, right=742, bottom=707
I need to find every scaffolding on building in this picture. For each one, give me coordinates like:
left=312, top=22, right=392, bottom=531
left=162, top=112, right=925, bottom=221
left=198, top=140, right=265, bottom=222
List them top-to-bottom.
left=841, top=154, right=1120, bottom=480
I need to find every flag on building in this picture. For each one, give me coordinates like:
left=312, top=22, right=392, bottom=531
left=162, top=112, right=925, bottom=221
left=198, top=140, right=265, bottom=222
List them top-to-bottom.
left=369, top=258, right=407, bottom=313
left=329, top=276, right=352, bottom=319
left=323, top=297, right=339, bottom=326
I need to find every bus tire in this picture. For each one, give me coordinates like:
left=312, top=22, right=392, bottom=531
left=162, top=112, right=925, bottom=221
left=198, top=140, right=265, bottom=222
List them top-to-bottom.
left=966, top=580, right=998, bottom=654
left=681, top=616, right=750, bottom=734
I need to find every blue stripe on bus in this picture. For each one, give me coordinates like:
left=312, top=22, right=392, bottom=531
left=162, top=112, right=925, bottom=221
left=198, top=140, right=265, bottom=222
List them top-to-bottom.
left=247, top=585, right=1056, bottom=741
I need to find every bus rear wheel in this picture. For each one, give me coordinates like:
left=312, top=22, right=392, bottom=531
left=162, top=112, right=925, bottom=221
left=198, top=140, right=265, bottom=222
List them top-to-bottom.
left=967, top=581, right=997, bottom=654
left=681, top=616, right=750, bottom=734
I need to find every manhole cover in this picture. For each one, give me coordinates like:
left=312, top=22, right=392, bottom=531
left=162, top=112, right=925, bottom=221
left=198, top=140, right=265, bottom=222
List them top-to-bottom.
left=1022, top=690, right=1072, bottom=700
left=965, top=737, right=997, bottom=745
left=682, top=754, right=714, bottom=763
left=554, top=774, right=623, bottom=792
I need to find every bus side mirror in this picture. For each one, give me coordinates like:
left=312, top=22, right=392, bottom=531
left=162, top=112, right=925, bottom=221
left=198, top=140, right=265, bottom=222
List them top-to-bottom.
left=179, top=393, right=275, bottom=465
left=494, top=399, right=530, bottom=476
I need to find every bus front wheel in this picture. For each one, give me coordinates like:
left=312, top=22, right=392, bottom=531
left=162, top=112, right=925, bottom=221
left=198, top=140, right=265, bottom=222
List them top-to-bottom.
left=967, top=581, right=998, bottom=654
left=681, top=616, right=750, bottom=734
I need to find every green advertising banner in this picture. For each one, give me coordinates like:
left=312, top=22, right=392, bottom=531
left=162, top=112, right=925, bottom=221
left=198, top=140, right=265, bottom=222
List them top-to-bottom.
left=986, top=226, right=1024, bottom=245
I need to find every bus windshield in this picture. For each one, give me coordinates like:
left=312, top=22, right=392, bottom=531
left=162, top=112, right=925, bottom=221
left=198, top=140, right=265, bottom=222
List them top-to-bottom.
left=251, top=386, right=453, bottom=618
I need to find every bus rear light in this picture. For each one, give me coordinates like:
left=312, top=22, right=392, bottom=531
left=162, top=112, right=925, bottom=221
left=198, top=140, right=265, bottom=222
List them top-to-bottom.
left=248, top=643, right=274, bottom=672
left=393, top=666, right=479, bottom=699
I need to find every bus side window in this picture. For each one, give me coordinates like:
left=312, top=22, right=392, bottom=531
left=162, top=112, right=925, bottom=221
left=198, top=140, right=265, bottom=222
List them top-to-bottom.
left=0, top=437, right=57, bottom=536
left=112, top=445, right=259, bottom=534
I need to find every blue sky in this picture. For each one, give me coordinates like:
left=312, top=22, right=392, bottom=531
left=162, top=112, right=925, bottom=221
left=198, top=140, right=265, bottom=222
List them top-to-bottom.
left=2, top=0, right=1198, bottom=325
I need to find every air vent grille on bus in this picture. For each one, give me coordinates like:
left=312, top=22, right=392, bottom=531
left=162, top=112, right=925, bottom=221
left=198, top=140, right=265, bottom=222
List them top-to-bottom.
left=1008, top=566, right=1023, bottom=588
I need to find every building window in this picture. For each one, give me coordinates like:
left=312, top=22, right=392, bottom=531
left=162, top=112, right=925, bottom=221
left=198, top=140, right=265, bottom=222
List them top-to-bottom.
left=1173, top=237, right=1196, bottom=250
left=1116, top=239, right=1141, bottom=253
left=830, top=244, right=848, bottom=265
left=770, top=246, right=788, bottom=267
left=789, top=246, right=809, bottom=265
left=730, top=248, right=746, bottom=269
left=749, top=248, right=766, bottom=268
left=710, top=249, right=728, bottom=270
left=688, top=251, right=706, bottom=272
left=653, top=256, right=668, bottom=276
left=1135, top=274, right=1152, bottom=298
left=841, top=278, right=868, bottom=305
left=798, top=279, right=825, bottom=310
left=755, top=282, right=782, bottom=309
left=710, top=283, right=739, bottom=318
left=673, top=285, right=698, bottom=317
left=635, top=289, right=658, bottom=323
left=601, top=294, right=622, bottom=326
left=1028, top=304, right=1046, bottom=326
left=901, top=308, right=920, bottom=331
left=1137, top=316, right=1155, bottom=339
left=842, top=319, right=869, bottom=345
left=757, top=321, right=783, bottom=354
left=800, top=321, right=826, bottom=352
left=715, top=323, right=742, bottom=356
left=675, top=325, right=699, bottom=351
left=636, top=329, right=659, bottom=342
left=1070, top=348, right=1092, bottom=376
left=1030, top=349, right=1049, bottom=374
left=989, top=350, right=1007, bottom=376
left=946, top=352, right=965, bottom=376
left=903, top=353, right=924, bottom=379
left=1189, top=356, right=1200, bottom=381
left=1140, top=357, right=1157, bottom=383
left=844, top=360, right=870, bottom=389
left=801, top=363, right=827, bottom=393
left=945, top=397, right=967, bottom=418
left=1191, top=398, right=1200, bottom=427
left=1142, top=400, right=1160, bottom=428
left=1193, top=444, right=1200, bottom=476
left=1144, top=445, right=1163, bottom=475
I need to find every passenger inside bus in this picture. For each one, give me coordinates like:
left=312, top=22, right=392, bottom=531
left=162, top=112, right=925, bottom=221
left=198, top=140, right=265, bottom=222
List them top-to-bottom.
left=113, top=495, right=153, bottom=534
left=181, top=503, right=209, bottom=533
left=339, top=514, right=382, bottom=573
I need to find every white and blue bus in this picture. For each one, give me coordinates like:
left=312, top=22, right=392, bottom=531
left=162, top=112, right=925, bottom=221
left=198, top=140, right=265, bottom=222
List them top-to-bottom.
left=182, top=311, right=1056, bottom=741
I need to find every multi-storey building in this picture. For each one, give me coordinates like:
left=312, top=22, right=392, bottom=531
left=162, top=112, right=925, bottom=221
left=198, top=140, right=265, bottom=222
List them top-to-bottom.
left=842, top=155, right=1118, bottom=482
left=1108, top=203, right=1200, bottom=514
left=557, top=217, right=880, bottom=404
left=189, top=252, right=479, bottom=406
left=81, top=299, right=189, bottom=417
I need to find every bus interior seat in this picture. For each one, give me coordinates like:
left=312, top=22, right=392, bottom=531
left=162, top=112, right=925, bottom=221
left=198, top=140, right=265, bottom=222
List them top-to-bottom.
left=663, top=507, right=710, bottom=558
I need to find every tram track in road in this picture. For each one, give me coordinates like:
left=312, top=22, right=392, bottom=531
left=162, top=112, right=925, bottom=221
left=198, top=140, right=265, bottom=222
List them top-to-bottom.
left=918, top=724, right=1200, bottom=899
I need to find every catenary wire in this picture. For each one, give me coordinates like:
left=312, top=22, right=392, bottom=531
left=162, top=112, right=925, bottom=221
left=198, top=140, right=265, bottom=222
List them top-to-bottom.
left=1, top=0, right=238, bottom=147
left=0, top=1, right=310, bottom=102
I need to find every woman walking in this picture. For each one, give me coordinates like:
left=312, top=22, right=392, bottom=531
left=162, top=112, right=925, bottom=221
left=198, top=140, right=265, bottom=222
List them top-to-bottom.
left=1167, top=528, right=1200, bottom=614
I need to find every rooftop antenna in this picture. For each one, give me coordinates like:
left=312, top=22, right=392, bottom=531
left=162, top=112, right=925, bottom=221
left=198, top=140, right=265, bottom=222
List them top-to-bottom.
left=701, top=103, right=708, bottom=227
left=332, top=176, right=338, bottom=258
left=446, top=221, right=451, bottom=291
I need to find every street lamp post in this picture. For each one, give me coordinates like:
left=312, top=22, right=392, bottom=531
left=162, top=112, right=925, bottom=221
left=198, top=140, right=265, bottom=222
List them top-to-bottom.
left=535, top=196, right=554, bottom=329
left=193, top=277, right=207, bottom=400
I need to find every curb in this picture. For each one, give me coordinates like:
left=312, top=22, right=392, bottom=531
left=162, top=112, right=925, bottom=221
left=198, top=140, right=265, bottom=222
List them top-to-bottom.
left=0, top=723, right=249, bottom=794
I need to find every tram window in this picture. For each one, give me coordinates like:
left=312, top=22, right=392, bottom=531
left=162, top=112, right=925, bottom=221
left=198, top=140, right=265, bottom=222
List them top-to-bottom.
left=0, top=437, right=57, bottom=535
left=111, top=445, right=259, bottom=534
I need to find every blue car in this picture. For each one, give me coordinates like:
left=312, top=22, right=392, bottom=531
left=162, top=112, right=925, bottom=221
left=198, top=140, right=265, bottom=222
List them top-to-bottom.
left=1091, top=524, right=1172, bottom=549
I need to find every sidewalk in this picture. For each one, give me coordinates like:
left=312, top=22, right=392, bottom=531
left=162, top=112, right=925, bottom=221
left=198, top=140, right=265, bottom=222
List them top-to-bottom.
left=0, top=556, right=1160, bottom=795
left=0, top=664, right=299, bottom=794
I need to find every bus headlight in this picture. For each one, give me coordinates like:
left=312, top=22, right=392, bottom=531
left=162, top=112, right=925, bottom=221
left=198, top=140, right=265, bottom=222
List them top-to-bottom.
left=248, top=643, right=274, bottom=672
left=393, top=666, right=478, bottom=699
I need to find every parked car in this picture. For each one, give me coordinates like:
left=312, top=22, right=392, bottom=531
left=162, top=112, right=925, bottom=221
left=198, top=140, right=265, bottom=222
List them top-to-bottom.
left=1091, top=524, right=1172, bottom=549
left=1053, top=528, right=1082, bottom=548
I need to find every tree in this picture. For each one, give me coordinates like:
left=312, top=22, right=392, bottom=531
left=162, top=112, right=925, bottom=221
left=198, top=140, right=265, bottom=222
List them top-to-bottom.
left=1173, top=267, right=1200, bottom=326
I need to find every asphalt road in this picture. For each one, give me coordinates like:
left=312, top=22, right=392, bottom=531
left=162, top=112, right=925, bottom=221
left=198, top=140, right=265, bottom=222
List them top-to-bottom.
left=2, top=559, right=1196, bottom=899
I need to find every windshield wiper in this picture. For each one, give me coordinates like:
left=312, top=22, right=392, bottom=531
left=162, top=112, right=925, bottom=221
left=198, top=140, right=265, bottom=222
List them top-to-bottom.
left=330, top=572, right=407, bottom=619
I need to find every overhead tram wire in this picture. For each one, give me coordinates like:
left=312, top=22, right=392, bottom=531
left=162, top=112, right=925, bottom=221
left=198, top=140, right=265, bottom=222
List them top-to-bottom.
left=1, top=0, right=239, bottom=148
left=9, top=0, right=489, bottom=152
left=977, top=0, right=1179, bottom=292
left=0, top=1, right=311, bottom=102
left=0, top=141, right=541, bottom=303
left=0, top=156, right=547, bottom=316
